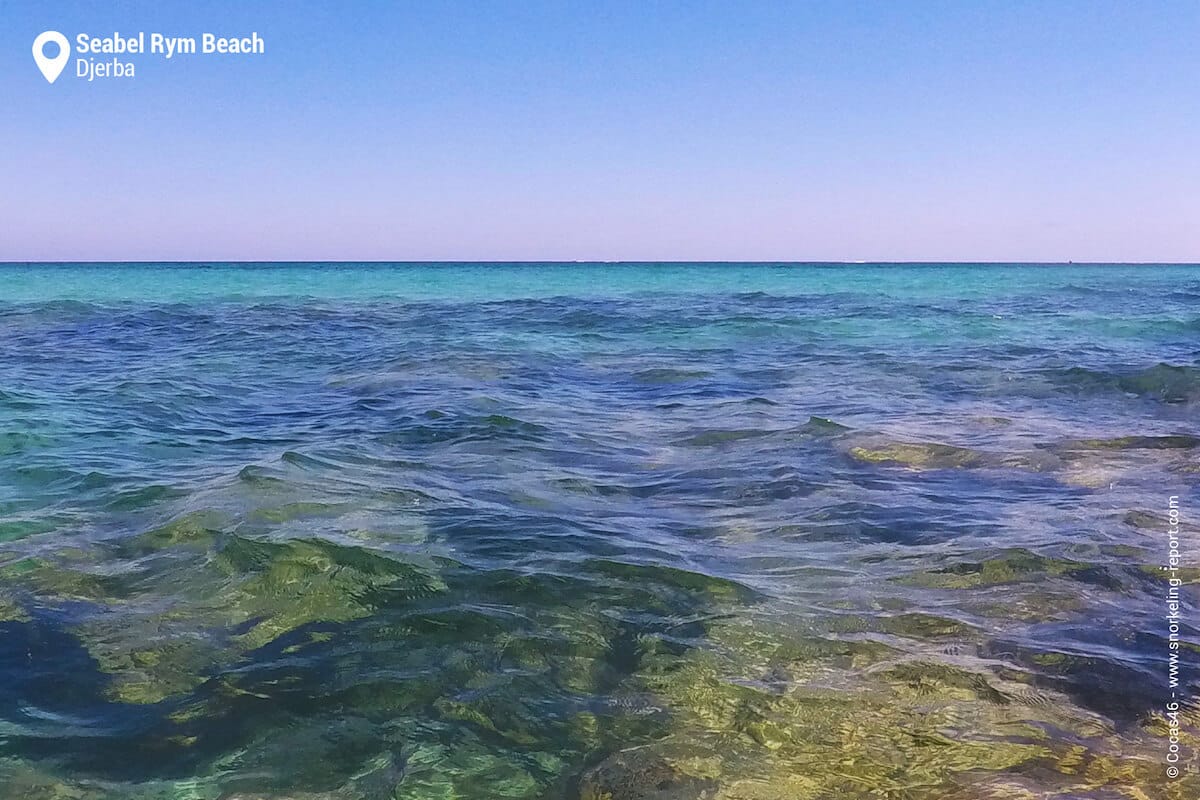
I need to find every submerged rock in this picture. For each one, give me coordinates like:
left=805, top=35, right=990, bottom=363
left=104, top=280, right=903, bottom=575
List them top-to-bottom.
left=799, top=415, right=850, bottom=435
left=1054, top=434, right=1200, bottom=452
left=847, top=440, right=985, bottom=469
left=1123, top=509, right=1170, bottom=531
left=119, top=510, right=227, bottom=555
left=6, top=530, right=449, bottom=706
left=213, top=536, right=449, bottom=650
left=893, top=548, right=1086, bottom=589
left=0, top=556, right=135, bottom=602
left=0, top=593, right=28, bottom=623
left=84, top=627, right=221, bottom=705
left=388, top=739, right=547, bottom=799
left=578, top=748, right=718, bottom=800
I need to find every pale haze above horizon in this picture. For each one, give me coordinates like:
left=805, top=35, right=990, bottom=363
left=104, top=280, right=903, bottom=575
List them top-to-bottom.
left=2, top=1, right=1197, bottom=263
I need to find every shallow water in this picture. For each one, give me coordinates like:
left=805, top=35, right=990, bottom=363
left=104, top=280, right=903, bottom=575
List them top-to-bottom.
left=1, top=263, right=1198, bottom=799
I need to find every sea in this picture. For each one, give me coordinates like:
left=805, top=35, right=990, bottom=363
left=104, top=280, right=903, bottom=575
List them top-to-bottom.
left=1, top=262, right=1197, bottom=799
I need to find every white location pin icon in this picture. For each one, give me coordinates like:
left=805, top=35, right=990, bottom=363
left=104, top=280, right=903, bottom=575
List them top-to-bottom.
left=32, top=31, right=70, bottom=84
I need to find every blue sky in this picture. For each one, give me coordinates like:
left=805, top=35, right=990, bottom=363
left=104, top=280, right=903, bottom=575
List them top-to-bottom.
left=2, top=1, right=1197, bottom=261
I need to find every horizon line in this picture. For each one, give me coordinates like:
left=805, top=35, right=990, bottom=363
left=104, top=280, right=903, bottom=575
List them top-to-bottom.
left=3, top=260, right=1199, bottom=267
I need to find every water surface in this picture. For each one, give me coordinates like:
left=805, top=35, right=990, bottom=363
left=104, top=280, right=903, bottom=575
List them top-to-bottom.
left=1, top=263, right=1198, bottom=798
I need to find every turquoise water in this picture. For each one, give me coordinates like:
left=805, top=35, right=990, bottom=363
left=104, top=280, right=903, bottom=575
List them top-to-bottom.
left=3, top=261, right=1200, bottom=303
left=1, top=263, right=1198, bottom=798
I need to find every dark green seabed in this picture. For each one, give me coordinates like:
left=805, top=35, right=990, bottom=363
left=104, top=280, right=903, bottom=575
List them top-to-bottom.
left=0, top=263, right=1198, bottom=798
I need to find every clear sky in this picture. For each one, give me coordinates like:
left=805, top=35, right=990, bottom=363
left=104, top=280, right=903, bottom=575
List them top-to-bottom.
left=2, top=1, right=1197, bottom=262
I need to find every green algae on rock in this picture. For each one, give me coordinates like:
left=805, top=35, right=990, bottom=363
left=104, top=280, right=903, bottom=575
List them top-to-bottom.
left=1055, top=434, right=1200, bottom=452
left=847, top=440, right=986, bottom=469
left=119, top=510, right=229, bottom=555
left=3, top=525, right=449, bottom=706
left=213, top=536, right=448, bottom=649
left=892, top=547, right=1089, bottom=589
left=0, top=556, right=138, bottom=602
left=0, top=592, right=29, bottom=623
left=578, top=747, right=719, bottom=800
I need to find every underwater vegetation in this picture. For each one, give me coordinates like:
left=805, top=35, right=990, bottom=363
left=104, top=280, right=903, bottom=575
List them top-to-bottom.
left=1, top=263, right=1199, bottom=798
